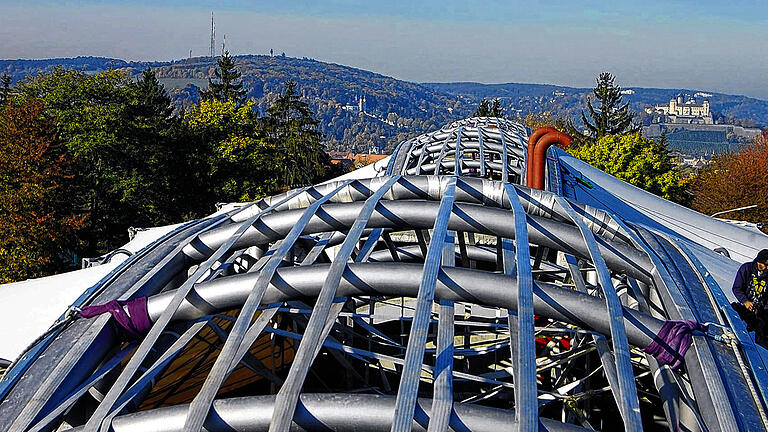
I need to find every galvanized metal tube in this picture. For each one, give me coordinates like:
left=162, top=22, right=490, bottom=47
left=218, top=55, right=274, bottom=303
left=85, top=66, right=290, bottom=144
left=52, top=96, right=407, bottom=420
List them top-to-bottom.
left=234, top=176, right=631, bottom=246
left=183, top=201, right=652, bottom=283
left=147, top=263, right=663, bottom=349
left=65, top=394, right=589, bottom=432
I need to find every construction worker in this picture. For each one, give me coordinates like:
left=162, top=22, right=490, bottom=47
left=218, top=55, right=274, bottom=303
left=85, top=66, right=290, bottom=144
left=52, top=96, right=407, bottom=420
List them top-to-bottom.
left=732, top=249, right=768, bottom=348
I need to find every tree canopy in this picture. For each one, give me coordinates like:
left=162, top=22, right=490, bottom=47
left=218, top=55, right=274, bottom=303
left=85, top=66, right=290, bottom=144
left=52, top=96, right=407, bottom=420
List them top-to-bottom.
left=202, top=51, right=247, bottom=106
left=0, top=67, right=362, bottom=281
left=14, top=67, right=199, bottom=253
left=16, top=68, right=137, bottom=252
left=124, top=68, right=195, bottom=225
left=579, top=72, right=638, bottom=141
left=265, top=80, right=329, bottom=186
left=185, top=98, right=277, bottom=201
left=474, top=98, right=504, bottom=118
left=0, top=99, right=83, bottom=282
left=689, top=131, right=768, bottom=228
left=568, top=133, right=686, bottom=202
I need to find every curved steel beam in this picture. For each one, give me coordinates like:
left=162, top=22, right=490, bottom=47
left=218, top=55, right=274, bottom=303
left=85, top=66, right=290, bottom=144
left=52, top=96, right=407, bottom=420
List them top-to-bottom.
left=244, top=177, right=629, bottom=244
left=183, top=201, right=653, bottom=283
left=367, top=244, right=497, bottom=264
left=146, top=262, right=663, bottom=348
left=65, top=394, right=590, bottom=432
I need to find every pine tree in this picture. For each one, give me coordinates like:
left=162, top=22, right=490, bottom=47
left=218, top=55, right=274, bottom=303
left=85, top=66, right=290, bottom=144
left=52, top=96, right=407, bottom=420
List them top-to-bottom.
left=202, top=51, right=247, bottom=106
left=125, top=68, right=192, bottom=223
left=131, top=68, right=174, bottom=121
left=580, top=72, right=638, bottom=140
left=0, top=74, right=11, bottom=105
left=265, top=80, right=326, bottom=186
left=474, top=98, right=504, bottom=117
left=474, top=99, right=490, bottom=117
left=490, top=99, right=504, bottom=117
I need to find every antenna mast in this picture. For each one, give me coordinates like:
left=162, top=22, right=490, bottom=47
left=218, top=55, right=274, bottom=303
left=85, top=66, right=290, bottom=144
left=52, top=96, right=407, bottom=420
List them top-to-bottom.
left=210, top=12, right=216, bottom=59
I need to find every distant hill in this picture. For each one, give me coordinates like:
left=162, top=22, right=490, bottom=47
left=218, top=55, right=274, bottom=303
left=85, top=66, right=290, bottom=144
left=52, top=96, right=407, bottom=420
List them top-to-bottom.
left=1, top=55, right=470, bottom=152
left=2, top=55, right=766, bottom=152
left=147, top=55, right=469, bottom=152
left=427, top=82, right=768, bottom=129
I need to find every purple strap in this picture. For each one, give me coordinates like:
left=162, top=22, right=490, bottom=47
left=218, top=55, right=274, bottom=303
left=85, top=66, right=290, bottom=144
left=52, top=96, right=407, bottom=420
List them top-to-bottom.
left=78, top=296, right=151, bottom=340
left=643, top=320, right=708, bottom=370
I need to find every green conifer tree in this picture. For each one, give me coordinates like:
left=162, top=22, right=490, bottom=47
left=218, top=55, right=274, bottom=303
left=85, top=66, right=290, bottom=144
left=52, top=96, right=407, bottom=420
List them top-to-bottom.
left=202, top=51, right=247, bottom=106
left=125, top=68, right=196, bottom=223
left=131, top=68, right=174, bottom=121
left=580, top=72, right=638, bottom=140
left=0, top=74, right=11, bottom=105
left=265, top=80, right=326, bottom=186
left=474, top=98, right=504, bottom=117
left=474, top=99, right=490, bottom=117
left=490, top=99, right=504, bottom=117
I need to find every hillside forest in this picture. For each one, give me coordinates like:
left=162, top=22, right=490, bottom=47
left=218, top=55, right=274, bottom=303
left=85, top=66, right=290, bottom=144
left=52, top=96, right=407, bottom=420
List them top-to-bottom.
left=2, top=55, right=768, bottom=154
left=0, top=56, right=343, bottom=283
left=1, top=56, right=768, bottom=284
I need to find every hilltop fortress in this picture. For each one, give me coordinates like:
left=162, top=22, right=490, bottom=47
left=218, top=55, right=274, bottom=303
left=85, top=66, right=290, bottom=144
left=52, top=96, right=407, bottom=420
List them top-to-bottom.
left=643, top=93, right=761, bottom=154
left=647, top=94, right=713, bottom=124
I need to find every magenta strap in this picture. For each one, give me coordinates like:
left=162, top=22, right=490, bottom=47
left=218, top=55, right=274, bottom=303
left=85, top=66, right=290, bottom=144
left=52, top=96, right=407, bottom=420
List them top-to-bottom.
left=78, top=296, right=151, bottom=340
left=643, top=320, right=707, bottom=370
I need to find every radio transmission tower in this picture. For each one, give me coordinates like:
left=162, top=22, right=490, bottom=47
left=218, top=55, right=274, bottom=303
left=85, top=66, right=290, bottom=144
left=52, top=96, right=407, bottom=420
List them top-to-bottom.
left=210, top=12, right=216, bottom=59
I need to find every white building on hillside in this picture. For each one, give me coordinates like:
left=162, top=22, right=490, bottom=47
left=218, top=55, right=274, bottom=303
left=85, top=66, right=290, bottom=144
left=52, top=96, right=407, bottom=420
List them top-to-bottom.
left=647, top=94, right=713, bottom=124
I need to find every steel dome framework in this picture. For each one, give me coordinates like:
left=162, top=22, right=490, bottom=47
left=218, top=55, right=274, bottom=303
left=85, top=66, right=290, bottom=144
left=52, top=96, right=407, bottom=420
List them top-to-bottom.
left=0, top=118, right=766, bottom=432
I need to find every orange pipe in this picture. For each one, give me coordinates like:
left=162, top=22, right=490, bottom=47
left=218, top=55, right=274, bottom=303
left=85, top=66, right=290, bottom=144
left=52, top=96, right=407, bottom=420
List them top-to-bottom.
left=526, top=127, right=558, bottom=186
left=531, top=131, right=573, bottom=190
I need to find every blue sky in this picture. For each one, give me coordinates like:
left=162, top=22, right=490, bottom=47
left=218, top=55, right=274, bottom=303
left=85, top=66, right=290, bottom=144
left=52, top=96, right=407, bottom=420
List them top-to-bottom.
left=2, top=1, right=767, bottom=98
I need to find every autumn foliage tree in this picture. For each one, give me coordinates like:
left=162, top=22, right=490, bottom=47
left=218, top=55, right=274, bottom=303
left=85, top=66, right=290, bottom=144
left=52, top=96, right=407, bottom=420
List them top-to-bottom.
left=0, top=67, right=335, bottom=282
left=0, top=99, right=84, bottom=282
left=522, top=111, right=569, bottom=132
left=689, top=131, right=768, bottom=226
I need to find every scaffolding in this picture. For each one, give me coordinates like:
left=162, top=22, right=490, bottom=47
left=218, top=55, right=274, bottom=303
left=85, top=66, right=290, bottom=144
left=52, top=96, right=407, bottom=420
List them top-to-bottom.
left=0, top=118, right=766, bottom=431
